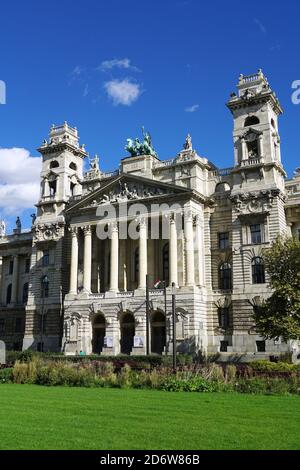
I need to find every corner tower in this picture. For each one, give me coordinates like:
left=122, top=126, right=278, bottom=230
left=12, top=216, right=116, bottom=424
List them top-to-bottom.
left=227, top=69, right=285, bottom=193
left=36, top=122, right=87, bottom=219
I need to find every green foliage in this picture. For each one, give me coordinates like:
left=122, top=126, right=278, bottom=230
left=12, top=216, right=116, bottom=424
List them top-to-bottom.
left=253, top=236, right=300, bottom=341
left=7, top=358, right=300, bottom=395
left=250, top=360, right=300, bottom=372
left=0, top=368, right=13, bottom=383
left=235, top=377, right=300, bottom=395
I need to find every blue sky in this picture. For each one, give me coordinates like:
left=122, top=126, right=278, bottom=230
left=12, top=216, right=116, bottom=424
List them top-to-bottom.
left=0, top=0, right=299, bottom=230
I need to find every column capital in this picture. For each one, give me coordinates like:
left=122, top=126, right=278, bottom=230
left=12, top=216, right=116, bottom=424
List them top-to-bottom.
left=184, top=209, right=193, bottom=222
left=110, top=221, right=118, bottom=233
left=82, top=225, right=92, bottom=236
left=69, top=226, right=78, bottom=237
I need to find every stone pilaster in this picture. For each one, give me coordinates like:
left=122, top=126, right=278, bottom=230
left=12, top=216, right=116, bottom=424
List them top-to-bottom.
left=185, top=210, right=195, bottom=286
left=169, top=214, right=178, bottom=286
left=138, top=218, right=147, bottom=289
left=109, top=222, right=119, bottom=292
left=83, top=226, right=92, bottom=293
left=69, top=227, right=78, bottom=294
left=11, top=255, right=19, bottom=304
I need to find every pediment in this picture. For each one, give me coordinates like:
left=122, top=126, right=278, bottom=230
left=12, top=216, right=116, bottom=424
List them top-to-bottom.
left=241, top=127, right=262, bottom=140
left=67, top=174, right=191, bottom=213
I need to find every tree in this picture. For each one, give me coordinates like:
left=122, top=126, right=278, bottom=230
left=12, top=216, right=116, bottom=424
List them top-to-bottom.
left=253, top=236, right=300, bottom=342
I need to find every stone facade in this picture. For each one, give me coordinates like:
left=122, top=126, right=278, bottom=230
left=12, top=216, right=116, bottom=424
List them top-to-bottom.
left=0, top=71, right=299, bottom=360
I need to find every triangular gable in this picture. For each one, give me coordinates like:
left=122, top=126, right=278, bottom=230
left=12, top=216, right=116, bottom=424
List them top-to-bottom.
left=66, top=173, right=192, bottom=213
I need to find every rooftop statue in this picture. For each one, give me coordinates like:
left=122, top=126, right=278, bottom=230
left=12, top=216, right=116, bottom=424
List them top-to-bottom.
left=125, top=127, right=157, bottom=157
left=183, top=134, right=193, bottom=151
left=89, top=154, right=100, bottom=171
left=0, top=220, right=6, bottom=238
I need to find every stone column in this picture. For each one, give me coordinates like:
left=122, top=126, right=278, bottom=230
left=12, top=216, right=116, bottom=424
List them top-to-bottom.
left=258, top=134, right=263, bottom=158
left=241, top=137, right=247, bottom=161
left=44, top=177, right=50, bottom=197
left=185, top=211, right=195, bottom=286
left=169, top=214, right=178, bottom=286
left=195, top=214, right=204, bottom=286
left=139, top=218, right=148, bottom=289
left=110, top=222, right=119, bottom=292
left=83, top=226, right=92, bottom=293
left=69, top=227, right=78, bottom=294
left=11, top=255, right=19, bottom=304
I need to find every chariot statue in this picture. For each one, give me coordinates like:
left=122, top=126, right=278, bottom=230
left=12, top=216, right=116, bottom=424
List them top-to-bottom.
left=125, top=127, right=157, bottom=157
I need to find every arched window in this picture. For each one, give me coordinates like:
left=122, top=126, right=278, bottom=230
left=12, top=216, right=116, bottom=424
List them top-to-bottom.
left=244, top=116, right=260, bottom=127
left=271, top=118, right=276, bottom=129
left=247, top=139, right=259, bottom=158
left=50, top=160, right=59, bottom=169
left=69, top=162, right=77, bottom=171
left=162, top=243, right=169, bottom=285
left=134, top=247, right=139, bottom=282
left=252, top=257, right=265, bottom=284
left=219, top=263, right=232, bottom=290
left=41, top=275, right=49, bottom=298
left=22, top=283, right=29, bottom=304
left=6, top=284, right=12, bottom=304
left=151, top=311, right=166, bottom=355
left=120, top=313, right=135, bottom=355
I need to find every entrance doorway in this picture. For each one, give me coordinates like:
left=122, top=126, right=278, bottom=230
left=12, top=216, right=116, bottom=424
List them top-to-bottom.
left=151, top=311, right=166, bottom=355
left=120, top=313, right=135, bottom=355
left=92, top=314, right=106, bottom=354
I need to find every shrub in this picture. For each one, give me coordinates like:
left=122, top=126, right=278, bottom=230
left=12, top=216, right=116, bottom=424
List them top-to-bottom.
left=13, top=361, right=30, bottom=384
left=118, top=364, right=132, bottom=388
left=225, top=365, right=237, bottom=383
left=0, top=368, right=13, bottom=383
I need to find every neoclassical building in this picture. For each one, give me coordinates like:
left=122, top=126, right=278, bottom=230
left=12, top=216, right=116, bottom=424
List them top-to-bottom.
left=0, top=70, right=299, bottom=360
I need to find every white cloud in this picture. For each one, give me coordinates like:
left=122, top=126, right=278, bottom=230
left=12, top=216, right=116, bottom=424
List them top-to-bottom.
left=254, top=18, right=267, bottom=34
left=98, top=58, right=140, bottom=72
left=71, top=65, right=84, bottom=76
left=104, top=79, right=142, bottom=106
left=83, top=84, right=89, bottom=97
left=185, top=104, right=199, bottom=113
left=0, top=148, right=41, bottom=215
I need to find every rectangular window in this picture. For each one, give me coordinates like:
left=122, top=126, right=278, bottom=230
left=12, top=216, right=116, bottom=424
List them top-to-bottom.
left=250, top=224, right=262, bottom=244
left=218, top=232, right=229, bottom=250
left=42, top=250, right=50, bottom=267
left=25, top=258, right=30, bottom=273
left=9, top=260, right=14, bottom=275
left=218, top=308, right=230, bottom=329
left=15, top=317, right=23, bottom=333
left=0, top=319, right=5, bottom=334
left=256, top=340, right=266, bottom=352
left=220, top=341, right=228, bottom=352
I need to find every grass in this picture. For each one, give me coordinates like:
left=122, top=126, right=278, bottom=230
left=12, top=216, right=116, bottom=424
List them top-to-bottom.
left=0, top=384, right=299, bottom=450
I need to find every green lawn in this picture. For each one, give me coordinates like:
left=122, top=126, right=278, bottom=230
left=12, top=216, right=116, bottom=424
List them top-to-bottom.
left=0, top=384, right=299, bottom=450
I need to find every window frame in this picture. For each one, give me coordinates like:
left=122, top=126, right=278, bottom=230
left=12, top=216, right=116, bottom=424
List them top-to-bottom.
left=250, top=224, right=262, bottom=245
left=218, top=232, right=230, bottom=250
left=252, top=256, right=265, bottom=284
left=219, top=262, right=232, bottom=290
left=218, top=307, right=230, bottom=329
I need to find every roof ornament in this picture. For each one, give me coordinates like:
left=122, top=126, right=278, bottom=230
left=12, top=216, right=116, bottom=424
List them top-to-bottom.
left=125, top=127, right=157, bottom=157
left=0, top=219, right=6, bottom=238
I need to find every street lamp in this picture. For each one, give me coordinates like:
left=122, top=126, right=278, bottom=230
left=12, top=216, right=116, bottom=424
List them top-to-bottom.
left=40, top=275, right=49, bottom=352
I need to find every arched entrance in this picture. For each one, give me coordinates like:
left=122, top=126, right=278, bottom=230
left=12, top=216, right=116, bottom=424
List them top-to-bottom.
left=151, top=311, right=166, bottom=355
left=120, top=313, right=135, bottom=355
left=92, top=314, right=106, bottom=354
